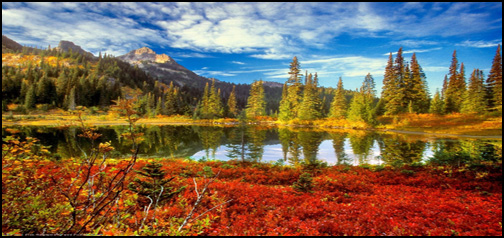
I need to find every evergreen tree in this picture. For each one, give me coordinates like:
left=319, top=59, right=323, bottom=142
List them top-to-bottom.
left=486, top=44, right=502, bottom=113
left=394, top=48, right=407, bottom=113
left=444, top=50, right=466, bottom=113
left=381, top=51, right=403, bottom=115
left=408, top=53, right=430, bottom=113
left=279, top=56, right=303, bottom=121
left=287, top=56, right=302, bottom=85
left=461, top=69, right=487, bottom=114
left=56, top=71, right=69, bottom=107
left=36, top=73, right=55, bottom=104
left=298, top=73, right=322, bottom=120
left=362, top=73, right=376, bottom=101
left=441, top=75, right=448, bottom=100
left=347, top=76, right=376, bottom=124
left=329, top=77, right=347, bottom=119
left=208, top=79, right=223, bottom=118
left=245, top=80, right=266, bottom=119
left=164, top=82, right=178, bottom=116
left=197, top=82, right=211, bottom=119
left=278, top=82, right=292, bottom=121
left=24, top=84, right=36, bottom=109
left=227, top=85, right=238, bottom=118
left=68, top=86, right=76, bottom=111
left=429, top=89, right=444, bottom=115
left=155, top=97, right=162, bottom=116
left=128, top=161, right=185, bottom=208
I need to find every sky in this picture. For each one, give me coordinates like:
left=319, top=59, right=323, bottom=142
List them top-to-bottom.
left=2, top=2, right=502, bottom=94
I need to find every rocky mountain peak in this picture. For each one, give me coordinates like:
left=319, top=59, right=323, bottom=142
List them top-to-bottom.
left=56, top=40, right=94, bottom=58
left=119, top=47, right=176, bottom=64
left=133, top=47, right=155, bottom=55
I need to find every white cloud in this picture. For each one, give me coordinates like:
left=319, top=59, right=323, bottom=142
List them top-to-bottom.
left=2, top=2, right=501, bottom=65
left=384, top=2, right=502, bottom=37
left=2, top=3, right=169, bottom=56
left=391, top=39, right=441, bottom=48
left=456, top=39, right=502, bottom=48
left=384, top=47, right=442, bottom=56
left=303, top=56, right=386, bottom=78
left=231, top=61, right=245, bottom=65
left=194, top=69, right=237, bottom=77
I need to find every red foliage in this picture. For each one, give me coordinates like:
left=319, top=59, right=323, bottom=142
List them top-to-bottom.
left=2, top=159, right=502, bottom=236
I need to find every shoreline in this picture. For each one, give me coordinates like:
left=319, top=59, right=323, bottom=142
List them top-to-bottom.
left=2, top=116, right=502, bottom=139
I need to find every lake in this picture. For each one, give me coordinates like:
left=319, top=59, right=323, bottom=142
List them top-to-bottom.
left=2, top=125, right=501, bottom=166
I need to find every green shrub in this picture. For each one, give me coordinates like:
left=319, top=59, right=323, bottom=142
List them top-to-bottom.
left=292, top=172, right=314, bottom=193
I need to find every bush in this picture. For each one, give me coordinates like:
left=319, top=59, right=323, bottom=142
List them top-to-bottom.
left=292, top=172, right=314, bottom=193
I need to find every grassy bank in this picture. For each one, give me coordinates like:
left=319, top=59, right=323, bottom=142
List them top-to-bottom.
left=376, top=113, right=502, bottom=137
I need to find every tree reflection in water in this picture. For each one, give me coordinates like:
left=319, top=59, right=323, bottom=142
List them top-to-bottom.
left=2, top=125, right=500, bottom=166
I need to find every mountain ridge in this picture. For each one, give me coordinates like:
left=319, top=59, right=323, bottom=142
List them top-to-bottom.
left=55, top=40, right=95, bottom=59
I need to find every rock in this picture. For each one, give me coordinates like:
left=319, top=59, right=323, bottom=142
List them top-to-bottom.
left=56, top=40, right=94, bottom=58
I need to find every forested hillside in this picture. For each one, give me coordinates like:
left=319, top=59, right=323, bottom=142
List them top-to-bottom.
left=2, top=35, right=501, bottom=124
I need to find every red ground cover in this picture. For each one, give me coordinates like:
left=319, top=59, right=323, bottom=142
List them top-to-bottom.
left=2, top=159, right=502, bottom=236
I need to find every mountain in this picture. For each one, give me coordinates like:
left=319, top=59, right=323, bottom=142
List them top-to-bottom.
left=2, top=35, right=23, bottom=53
left=55, top=40, right=95, bottom=59
left=117, top=46, right=284, bottom=111
left=117, top=47, right=214, bottom=89
left=119, top=47, right=177, bottom=65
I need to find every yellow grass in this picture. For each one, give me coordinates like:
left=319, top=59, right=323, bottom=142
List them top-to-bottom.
left=377, top=113, right=502, bottom=136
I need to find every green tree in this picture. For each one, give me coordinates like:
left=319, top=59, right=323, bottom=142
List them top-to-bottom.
left=486, top=44, right=502, bottom=113
left=394, top=47, right=407, bottom=112
left=444, top=51, right=466, bottom=113
left=381, top=52, right=403, bottom=115
left=407, top=53, right=430, bottom=113
left=279, top=56, right=303, bottom=121
left=461, top=69, right=487, bottom=114
left=56, top=71, right=69, bottom=107
left=36, top=73, right=55, bottom=104
left=298, top=73, right=322, bottom=120
left=347, top=75, right=376, bottom=124
left=329, top=77, right=347, bottom=119
left=208, top=79, right=223, bottom=118
left=245, top=80, right=266, bottom=119
left=164, top=82, right=178, bottom=116
left=198, top=82, right=210, bottom=118
left=278, top=83, right=292, bottom=121
left=24, top=84, right=36, bottom=109
left=227, top=85, right=239, bottom=118
left=67, top=86, right=76, bottom=111
left=429, top=89, right=444, bottom=115
left=128, top=161, right=185, bottom=208
left=292, top=173, right=314, bottom=193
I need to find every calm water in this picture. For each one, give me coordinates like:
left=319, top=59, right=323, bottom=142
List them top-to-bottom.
left=2, top=125, right=501, bottom=166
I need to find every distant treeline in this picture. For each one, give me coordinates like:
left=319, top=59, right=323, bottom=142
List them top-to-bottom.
left=2, top=43, right=502, bottom=122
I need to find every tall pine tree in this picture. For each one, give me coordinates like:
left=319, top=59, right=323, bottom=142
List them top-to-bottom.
left=486, top=44, right=502, bottom=113
left=444, top=50, right=466, bottom=113
left=381, top=51, right=403, bottom=115
left=408, top=53, right=430, bottom=113
left=279, top=56, right=303, bottom=121
left=461, top=69, right=487, bottom=114
left=298, top=73, right=322, bottom=120
left=347, top=75, right=376, bottom=124
left=329, top=77, right=347, bottom=119
left=208, top=79, right=223, bottom=118
left=245, top=80, right=266, bottom=119
left=227, top=85, right=238, bottom=118
left=429, top=89, right=444, bottom=115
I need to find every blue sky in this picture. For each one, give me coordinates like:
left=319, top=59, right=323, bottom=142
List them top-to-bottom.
left=2, top=2, right=502, bottom=94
